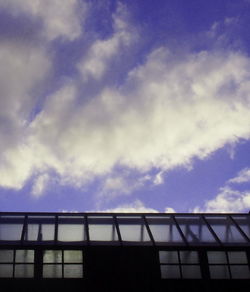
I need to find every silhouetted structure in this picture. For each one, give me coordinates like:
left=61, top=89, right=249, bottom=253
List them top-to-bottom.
left=0, top=212, right=250, bottom=291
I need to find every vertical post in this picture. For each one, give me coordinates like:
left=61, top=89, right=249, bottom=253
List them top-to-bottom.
left=113, top=215, right=123, bottom=246
left=142, top=215, right=155, bottom=246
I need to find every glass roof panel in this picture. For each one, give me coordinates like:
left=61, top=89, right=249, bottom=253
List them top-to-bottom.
left=204, top=215, right=247, bottom=243
left=58, top=216, right=85, bottom=242
left=88, top=216, right=119, bottom=242
left=117, top=216, right=151, bottom=244
left=146, top=216, right=183, bottom=244
left=175, top=216, right=217, bottom=244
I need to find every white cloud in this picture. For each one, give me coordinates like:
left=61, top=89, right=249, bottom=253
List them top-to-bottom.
left=0, top=0, right=84, bottom=41
left=78, top=2, right=136, bottom=81
left=0, top=40, right=50, bottom=189
left=2, top=44, right=250, bottom=197
left=228, top=168, right=250, bottom=184
left=31, top=173, right=49, bottom=197
left=98, top=173, right=151, bottom=200
left=193, top=187, right=250, bottom=213
left=96, top=199, right=159, bottom=213
left=164, top=207, right=176, bottom=213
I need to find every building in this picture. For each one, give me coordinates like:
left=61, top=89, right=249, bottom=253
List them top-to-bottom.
left=0, top=212, right=250, bottom=291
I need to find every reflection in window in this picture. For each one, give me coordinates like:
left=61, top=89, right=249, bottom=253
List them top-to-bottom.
left=175, top=216, right=217, bottom=244
left=205, top=216, right=247, bottom=243
left=0, top=249, right=34, bottom=278
left=43, top=250, right=83, bottom=278
left=159, top=250, right=201, bottom=279
left=207, top=251, right=250, bottom=279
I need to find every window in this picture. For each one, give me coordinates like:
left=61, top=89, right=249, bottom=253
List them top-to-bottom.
left=0, top=249, right=34, bottom=278
left=43, top=250, right=83, bottom=278
left=159, top=250, right=201, bottom=279
left=208, top=251, right=250, bottom=279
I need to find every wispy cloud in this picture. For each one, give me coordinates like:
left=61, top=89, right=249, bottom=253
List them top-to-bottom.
left=0, top=0, right=85, bottom=41
left=228, top=168, right=250, bottom=184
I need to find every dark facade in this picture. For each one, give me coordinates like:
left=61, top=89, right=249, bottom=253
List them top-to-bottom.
left=0, top=212, right=250, bottom=291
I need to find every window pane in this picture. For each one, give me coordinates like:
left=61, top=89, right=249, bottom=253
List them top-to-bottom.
left=231, top=215, right=250, bottom=239
left=26, top=216, right=55, bottom=241
left=88, top=216, right=118, bottom=242
left=147, top=216, right=183, bottom=244
left=176, top=216, right=217, bottom=244
left=205, top=216, right=247, bottom=243
left=117, top=217, right=151, bottom=243
left=0, top=224, right=23, bottom=241
left=26, top=224, right=39, bottom=241
left=58, top=224, right=85, bottom=242
left=0, top=250, right=13, bottom=262
left=16, top=250, right=34, bottom=263
left=43, top=250, right=62, bottom=263
left=64, top=251, right=82, bottom=263
left=159, top=251, right=178, bottom=264
left=180, top=251, right=199, bottom=264
left=207, top=251, right=227, bottom=264
left=228, top=251, right=248, bottom=264
left=0, top=264, right=13, bottom=277
left=15, top=264, right=34, bottom=278
left=43, top=264, right=62, bottom=278
left=64, top=265, right=83, bottom=278
left=161, top=265, right=180, bottom=279
left=182, top=265, right=201, bottom=279
left=209, top=265, right=230, bottom=279
left=231, top=265, right=250, bottom=279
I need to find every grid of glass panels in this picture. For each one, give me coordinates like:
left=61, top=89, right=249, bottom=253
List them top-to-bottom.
left=1, top=213, right=250, bottom=246
left=0, top=250, right=34, bottom=278
left=43, top=250, right=83, bottom=278
left=159, top=250, right=201, bottom=279
left=207, top=251, right=250, bottom=279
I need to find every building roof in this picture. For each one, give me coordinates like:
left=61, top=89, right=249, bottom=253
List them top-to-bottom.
left=0, top=212, right=250, bottom=247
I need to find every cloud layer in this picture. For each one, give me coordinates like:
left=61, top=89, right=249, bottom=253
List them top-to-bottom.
left=1, top=1, right=250, bottom=207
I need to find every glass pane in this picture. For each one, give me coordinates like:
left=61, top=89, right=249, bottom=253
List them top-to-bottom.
left=232, top=215, right=250, bottom=239
left=27, top=216, right=55, bottom=241
left=88, top=216, right=118, bottom=242
left=146, top=216, right=183, bottom=244
left=176, top=216, right=217, bottom=244
left=205, top=216, right=247, bottom=243
left=117, top=217, right=151, bottom=243
left=0, top=224, right=23, bottom=241
left=26, top=224, right=39, bottom=241
left=41, top=224, right=55, bottom=241
left=58, top=224, right=85, bottom=242
left=0, top=250, right=13, bottom=262
left=16, top=250, right=34, bottom=263
left=43, top=250, right=62, bottom=263
left=64, top=251, right=82, bottom=263
left=159, top=251, right=179, bottom=263
left=180, top=251, right=199, bottom=264
left=207, top=251, right=227, bottom=264
left=228, top=251, right=248, bottom=264
left=0, top=264, right=13, bottom=277
left=15, top=264, right=34, bottom=278
left=43, top=264, right=62, bottom=278
left=64, top=264, right=83, bottom=278
left=160, top=265, right=180, bottom=278
left=182, top=265, right=201, bottom=279
left=209, top=265, right=230, bottom=279
left=231, top=265, right=250, bottom=279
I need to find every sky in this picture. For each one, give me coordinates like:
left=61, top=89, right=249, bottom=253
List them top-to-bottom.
left=1, top=0, right=250, bottom=213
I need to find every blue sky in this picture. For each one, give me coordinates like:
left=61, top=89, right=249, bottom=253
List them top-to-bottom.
left=1, top=0, right=250, bottom=213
